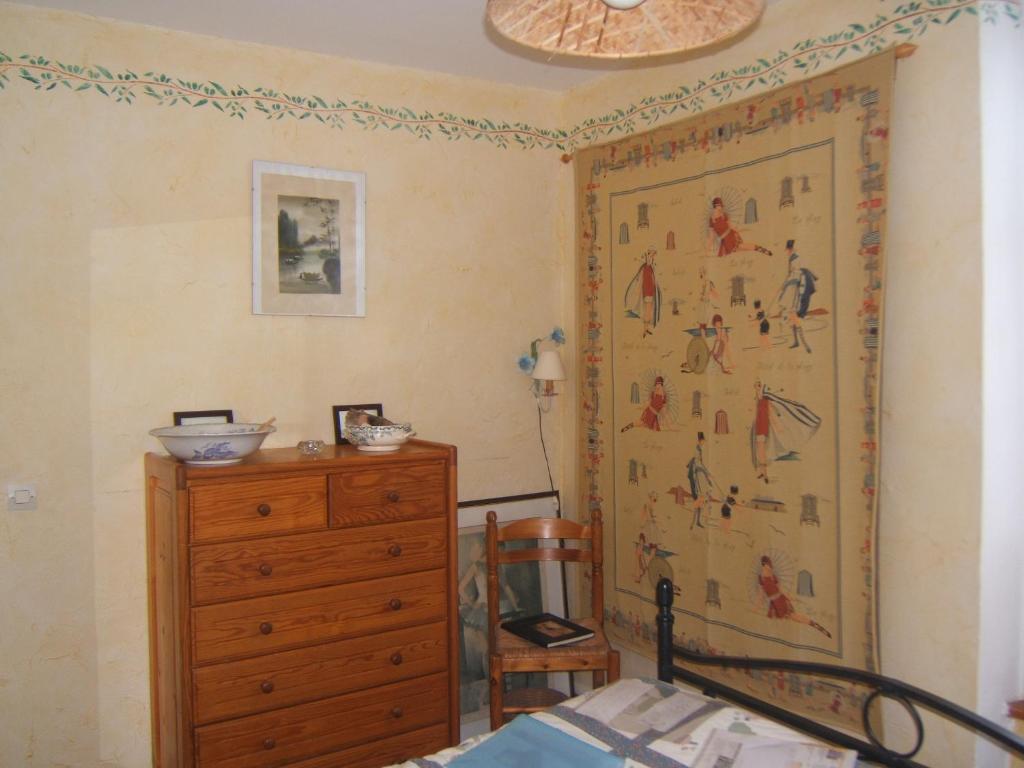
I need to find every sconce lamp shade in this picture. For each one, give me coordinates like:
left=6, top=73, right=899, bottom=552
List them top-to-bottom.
left=532, top=350, right=567, bottom=382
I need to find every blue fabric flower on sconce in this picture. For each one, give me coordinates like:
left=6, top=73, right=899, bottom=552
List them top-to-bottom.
left=519, top=326, right=566, bottom=375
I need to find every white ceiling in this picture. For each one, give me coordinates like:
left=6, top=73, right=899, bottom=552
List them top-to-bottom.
left=15, top=0, right=779, bottom=92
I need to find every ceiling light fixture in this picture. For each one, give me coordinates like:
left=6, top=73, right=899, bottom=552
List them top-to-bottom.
left=486, top=0, right=765, bottom=60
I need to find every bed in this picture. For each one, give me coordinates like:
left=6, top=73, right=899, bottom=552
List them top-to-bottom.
left=387, top=578, right=1024, bottom=768
left=388, top=676, right=859, bottom=767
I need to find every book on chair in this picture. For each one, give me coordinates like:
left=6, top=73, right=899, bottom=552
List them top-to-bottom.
left=501, top=613, right=594, bottom=648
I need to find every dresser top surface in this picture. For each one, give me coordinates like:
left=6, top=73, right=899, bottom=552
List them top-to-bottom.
left=146, top=438, right=455, bottom=480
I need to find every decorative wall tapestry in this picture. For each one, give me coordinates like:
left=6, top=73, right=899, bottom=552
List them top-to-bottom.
left=576, top=52, right=892, bottom=724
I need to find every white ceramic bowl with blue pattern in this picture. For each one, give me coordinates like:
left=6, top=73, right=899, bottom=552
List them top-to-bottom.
left=343, top=422, right=415, bottom=452
left=149, top=423, right=276, bottom=465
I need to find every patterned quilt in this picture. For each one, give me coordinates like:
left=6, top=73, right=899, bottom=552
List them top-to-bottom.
left=387, top=678, right=857, bottom=768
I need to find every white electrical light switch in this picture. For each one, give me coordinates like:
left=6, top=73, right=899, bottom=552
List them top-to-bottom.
left=7, top=483, right=38, bottom=511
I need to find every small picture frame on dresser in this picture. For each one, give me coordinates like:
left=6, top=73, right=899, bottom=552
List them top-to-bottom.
left=332, top=403, right=383, bottom=444
left=173, top=409, right=234, bottom=426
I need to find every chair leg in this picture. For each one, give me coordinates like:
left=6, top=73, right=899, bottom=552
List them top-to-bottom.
left=593, top=651, right=621, bottom=690
left=489, top=654, right=504, bottom=731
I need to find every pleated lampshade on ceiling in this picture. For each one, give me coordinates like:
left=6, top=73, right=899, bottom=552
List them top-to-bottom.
left=486, top=0, right=765, bottom=60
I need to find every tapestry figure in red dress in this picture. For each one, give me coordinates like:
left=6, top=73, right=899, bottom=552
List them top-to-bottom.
left=707, top=197, right=773, bottom=257
left=624, top=247, right=662, bottom=338
left=621, top=375, right=669, bottom=432
left=750, top=379, right=821, bottom=483
left=758, top=556, right=830, bottom=638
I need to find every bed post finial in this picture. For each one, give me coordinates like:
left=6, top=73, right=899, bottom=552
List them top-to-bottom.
left=656, top=577, right=674, bottom=683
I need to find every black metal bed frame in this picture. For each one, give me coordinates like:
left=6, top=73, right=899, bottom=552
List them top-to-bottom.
left=654, top=578, right=1024, bottom=767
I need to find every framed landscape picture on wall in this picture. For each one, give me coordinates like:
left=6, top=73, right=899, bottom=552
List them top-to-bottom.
left=252, top=160, right=366, bottom=317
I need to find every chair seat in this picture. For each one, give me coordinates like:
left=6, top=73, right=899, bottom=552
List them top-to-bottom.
left=496, top=617, right=611, bottom=660
left=503, top=686, right=569, bottom=713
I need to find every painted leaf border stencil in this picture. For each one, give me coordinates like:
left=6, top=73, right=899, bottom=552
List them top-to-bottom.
left=1, top=1, right=1016, bottom=151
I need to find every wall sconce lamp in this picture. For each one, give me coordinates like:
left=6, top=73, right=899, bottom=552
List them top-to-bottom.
left=519, top=326, right=567, bottom=411
left=519, top=329, right=568, bottom=521
left=532, top=349, right=567, bottom=399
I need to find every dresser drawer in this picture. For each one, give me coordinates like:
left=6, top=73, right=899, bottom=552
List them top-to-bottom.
left=330, top=461, right=445, bottom=527
left=191, top=476, right=327, bottom=543
left=191, top=518, right=447, bottom=604
left=193, top=569, right=447, bottom=663
left=193, top=622, right=448, bottom=724
left=194, top=672, right=449, bottom=768
left=284, top=723, right=450, bottom=768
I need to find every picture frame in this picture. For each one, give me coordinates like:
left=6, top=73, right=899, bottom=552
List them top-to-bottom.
left=252, top=160, right=366, bottom=317
left=332, top=403, right=384, bottom=445
left=172, top=409, right=234, bottom=426
left=455, top=493, right=566, bottom=738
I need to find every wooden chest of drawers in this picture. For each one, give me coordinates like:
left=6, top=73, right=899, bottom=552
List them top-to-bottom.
left=145, top=440, right=459, bottom=768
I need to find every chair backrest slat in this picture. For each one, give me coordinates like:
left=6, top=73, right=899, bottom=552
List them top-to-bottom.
left=496, top=516, right=591, bottom=542
left=498, top=548, right=592, bottom=565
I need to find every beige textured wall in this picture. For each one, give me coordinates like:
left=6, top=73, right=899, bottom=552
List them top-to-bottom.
left=0, top=1, right=1000, bottom=766
left=0, top=4, right=571, bottom=765
left=882, top=21, right=983, bottom=764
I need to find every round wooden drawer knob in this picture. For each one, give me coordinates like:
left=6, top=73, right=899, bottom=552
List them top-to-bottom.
left=387, top=491, right=400, bottom=503
left=257, top=503, right=272, bottom=517
left=388, top=544, right=402, bottom=557
left=258, top=563, right=273, bottom=576
left=388, top=598, right=402, bottom=611
left=259, top=622, right=274, bottom=635
left=390, top=652, right=403, bottom=666
left=260, top=680, right=275, bottom=694
left=391, top=706, right=403, bottom=719
left=263, top=738, right=276, bottom=750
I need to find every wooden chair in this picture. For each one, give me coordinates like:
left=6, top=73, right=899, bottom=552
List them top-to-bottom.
left=486, top=509, right=620, bottom=730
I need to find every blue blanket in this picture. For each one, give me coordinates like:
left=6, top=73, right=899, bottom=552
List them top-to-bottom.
left=448, top=715, right=626, bottom=768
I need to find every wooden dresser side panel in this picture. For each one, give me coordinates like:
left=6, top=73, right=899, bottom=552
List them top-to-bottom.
left=445, top=444, right=461, bottom=746
left=146, top=455, right=193, bottom=768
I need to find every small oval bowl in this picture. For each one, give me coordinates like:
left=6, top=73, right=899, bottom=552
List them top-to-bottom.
left=343, top=422, right=415, bottom=452
left=149, top=423, right=276, bottom=465
left=296, top=439, right=326, bottom=456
